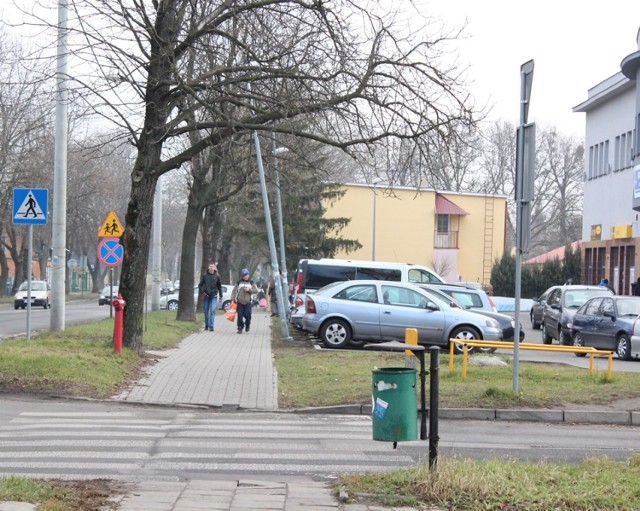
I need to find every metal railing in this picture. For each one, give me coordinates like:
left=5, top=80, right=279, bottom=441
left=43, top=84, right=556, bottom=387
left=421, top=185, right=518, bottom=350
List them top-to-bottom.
left=448, top=340, right=614, bottom=382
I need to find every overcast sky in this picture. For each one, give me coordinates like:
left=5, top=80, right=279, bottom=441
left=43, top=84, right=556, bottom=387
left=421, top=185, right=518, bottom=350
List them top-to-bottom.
left=427, top=0, right=640, bottom=137
left=2, top=1, right=639, bottom=138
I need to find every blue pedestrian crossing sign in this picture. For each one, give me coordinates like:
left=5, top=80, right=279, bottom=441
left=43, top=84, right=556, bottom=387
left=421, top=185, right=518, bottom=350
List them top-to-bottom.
left=12, top=188, right=48, bottom=225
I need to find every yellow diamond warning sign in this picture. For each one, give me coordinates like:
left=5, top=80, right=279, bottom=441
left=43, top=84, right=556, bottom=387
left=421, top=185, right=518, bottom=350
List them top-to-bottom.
left=98, top=211, right=124, bottom=237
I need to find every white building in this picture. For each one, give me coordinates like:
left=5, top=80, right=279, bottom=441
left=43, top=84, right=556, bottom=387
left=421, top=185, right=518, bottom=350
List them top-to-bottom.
left=572, top=27, right=640, bottom=294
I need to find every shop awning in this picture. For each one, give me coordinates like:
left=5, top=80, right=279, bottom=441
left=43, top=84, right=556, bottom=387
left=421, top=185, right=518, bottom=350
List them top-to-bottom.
left=435, top=193, right=469, bottom=215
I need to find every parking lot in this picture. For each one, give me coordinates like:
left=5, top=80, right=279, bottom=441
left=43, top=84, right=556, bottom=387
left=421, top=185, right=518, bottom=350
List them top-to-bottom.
left=290, top=310, right=640, bottom=374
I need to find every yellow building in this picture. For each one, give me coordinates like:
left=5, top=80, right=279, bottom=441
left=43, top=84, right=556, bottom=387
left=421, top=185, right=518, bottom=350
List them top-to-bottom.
left=324, top=183, right=507, bottom=285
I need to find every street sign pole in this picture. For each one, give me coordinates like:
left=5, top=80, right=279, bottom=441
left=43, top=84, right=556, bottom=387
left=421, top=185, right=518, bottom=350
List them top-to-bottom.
left=514, top=59, right=534, bottom=394
left=26, top=225, right=33, bottom=340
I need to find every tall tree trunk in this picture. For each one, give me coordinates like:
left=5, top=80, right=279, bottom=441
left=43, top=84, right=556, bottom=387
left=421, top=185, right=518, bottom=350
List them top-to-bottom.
left=120, top=170, right=159, bottom=353
left=175, top=200, right=203, bottom=321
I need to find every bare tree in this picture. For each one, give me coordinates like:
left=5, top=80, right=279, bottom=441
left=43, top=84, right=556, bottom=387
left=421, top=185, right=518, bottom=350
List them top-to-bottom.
left=22, top=1, right=478, bottom=351
left=0, top=30, right=55, bottom=292
left=478, top=120, right=584, bottom=255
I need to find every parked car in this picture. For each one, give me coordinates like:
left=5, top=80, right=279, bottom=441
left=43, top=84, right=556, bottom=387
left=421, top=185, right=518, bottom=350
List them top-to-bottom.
left=290, top=258, right=445, bottom=330
left=14, top=280, right=51, bottom=309
left=300, top=280, right=502, bottom=351
left=425, top=283, right=497, bottom=312
left=416, top=284, right=524, bottom=349
left=98, top=285, right=119, bottom=306
left=161, top=285, right=233, bottom=311
left=541, top=285, right=615, bottom=345
left=530, top=287, right=552, bottom=329
left=570, top=296, right=640, bottom=360
left=626, top=315, right=640, bottom=361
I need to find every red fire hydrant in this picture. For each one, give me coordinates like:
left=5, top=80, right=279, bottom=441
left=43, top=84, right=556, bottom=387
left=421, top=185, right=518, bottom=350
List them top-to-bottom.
left=112, top=294, right=126, bottom=354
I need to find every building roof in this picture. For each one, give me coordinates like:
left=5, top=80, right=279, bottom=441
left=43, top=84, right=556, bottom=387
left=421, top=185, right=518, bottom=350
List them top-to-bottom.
left=435, top=193, right=469, bottom=216
left=523, top=241, right=581, bottom=265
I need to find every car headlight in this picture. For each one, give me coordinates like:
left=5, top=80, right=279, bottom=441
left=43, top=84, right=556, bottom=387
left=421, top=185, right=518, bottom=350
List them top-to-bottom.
left=485, top=318, right=500, bottom=328
left=510, top=319, right=515, bottom=328
left=566, top=322, right=572, bottom=329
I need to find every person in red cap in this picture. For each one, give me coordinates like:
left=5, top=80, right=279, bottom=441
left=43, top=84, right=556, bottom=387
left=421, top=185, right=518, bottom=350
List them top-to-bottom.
left=232, top=269, right=258, bottom=333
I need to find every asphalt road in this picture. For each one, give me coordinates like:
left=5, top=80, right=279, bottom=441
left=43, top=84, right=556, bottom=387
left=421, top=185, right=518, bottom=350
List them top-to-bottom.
left=0, top=298, right=114, bottom=339
left=0, top=397, right=637, bottom=482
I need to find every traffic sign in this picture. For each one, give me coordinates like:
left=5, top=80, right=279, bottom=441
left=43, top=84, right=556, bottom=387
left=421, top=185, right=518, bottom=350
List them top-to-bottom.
left=12, top=188, right=48, bottom=225
left=98, top=211, right=124, bottom=237
left=97, top=238, right=124, bottom=267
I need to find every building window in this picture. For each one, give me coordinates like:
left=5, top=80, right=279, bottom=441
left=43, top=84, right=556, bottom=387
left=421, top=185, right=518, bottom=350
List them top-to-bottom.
left=434, top=214, right=459, bottom=249
left=436, top=214, right=449, bottom=232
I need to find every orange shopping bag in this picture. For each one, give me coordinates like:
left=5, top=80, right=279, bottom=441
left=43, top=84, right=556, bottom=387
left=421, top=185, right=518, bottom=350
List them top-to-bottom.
left=225, top=302, right=237, bottom=322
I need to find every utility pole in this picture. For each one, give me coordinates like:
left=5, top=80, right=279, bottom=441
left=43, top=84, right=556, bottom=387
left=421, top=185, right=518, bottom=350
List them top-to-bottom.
left=50, top=0, right=68, bottom=332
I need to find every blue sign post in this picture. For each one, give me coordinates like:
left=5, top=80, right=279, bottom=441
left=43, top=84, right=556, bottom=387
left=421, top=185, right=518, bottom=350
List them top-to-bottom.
left=12, top=188, right=48, bottom=225
left=12, top=188, right=48, bottom=340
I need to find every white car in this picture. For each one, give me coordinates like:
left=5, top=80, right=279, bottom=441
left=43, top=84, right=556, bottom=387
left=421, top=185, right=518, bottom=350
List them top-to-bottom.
left=14, top=280, right=51, bottom=309
left=161, top=284, right=233, bottom=311
left=98, top=285, right=119, bottom=306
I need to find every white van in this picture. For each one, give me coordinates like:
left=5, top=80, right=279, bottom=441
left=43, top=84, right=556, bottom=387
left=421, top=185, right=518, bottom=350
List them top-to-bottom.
left=290, top=258, right=445, bottom=328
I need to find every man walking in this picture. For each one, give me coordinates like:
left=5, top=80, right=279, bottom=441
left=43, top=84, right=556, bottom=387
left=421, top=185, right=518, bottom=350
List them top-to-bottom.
left=198, top=263, right=223, bottom=331
left=232, top=268, right=258, bottom=334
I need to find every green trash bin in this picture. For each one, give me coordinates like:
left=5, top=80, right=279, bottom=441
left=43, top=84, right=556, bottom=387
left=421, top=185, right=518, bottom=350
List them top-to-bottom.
left=372, top=367, right=417, bottom=442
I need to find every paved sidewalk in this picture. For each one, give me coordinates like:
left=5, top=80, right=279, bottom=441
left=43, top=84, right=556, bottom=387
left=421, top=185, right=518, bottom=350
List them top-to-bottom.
left=115, top=308, right=277, bottom=409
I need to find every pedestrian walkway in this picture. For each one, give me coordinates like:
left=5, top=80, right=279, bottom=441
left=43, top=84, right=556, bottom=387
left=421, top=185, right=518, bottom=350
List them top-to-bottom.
left=107, top=308, right=419, bottom=511
left=115, top=308, right=277, bottom=409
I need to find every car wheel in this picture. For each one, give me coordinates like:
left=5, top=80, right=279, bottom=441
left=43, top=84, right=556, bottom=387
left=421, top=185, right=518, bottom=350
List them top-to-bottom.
left=43, top=300, right=48, bottom=310
left=167, top=300, right=179, bottom=311
left=222, top=300, right=231, bottom=312
left=14, top=304, right=19, bottom=310
left=21, top=305, right=26, bottom=310
left=530, top=311, right=540, bottom=330
left=319, top=318, right=352, bottom=349
left=541, top=324, right=553, bottom=344
left=450, top=326, right=480, bottom=355
left=560, top=329, right=572, bottom=346
left=573, top=332, right=587, bottom=357
left=617, top=334, right=632, bottom=361
left=348, top=339, right=366, bottom=348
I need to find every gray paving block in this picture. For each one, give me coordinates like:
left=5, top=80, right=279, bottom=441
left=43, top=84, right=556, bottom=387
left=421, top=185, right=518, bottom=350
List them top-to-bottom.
left=496, top=409, right=563, bottom=422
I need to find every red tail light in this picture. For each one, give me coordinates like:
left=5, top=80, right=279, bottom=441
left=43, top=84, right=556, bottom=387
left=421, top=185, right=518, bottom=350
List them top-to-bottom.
left=295, top=296, right=304, bottom=307
left=306, top=297, right=317, bottom=314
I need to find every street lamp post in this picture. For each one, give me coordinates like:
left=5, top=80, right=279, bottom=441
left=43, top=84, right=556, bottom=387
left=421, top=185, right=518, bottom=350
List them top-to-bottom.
left=271, top=134, right=289, bottom=314
left=371, top=178, right=382, bottom=260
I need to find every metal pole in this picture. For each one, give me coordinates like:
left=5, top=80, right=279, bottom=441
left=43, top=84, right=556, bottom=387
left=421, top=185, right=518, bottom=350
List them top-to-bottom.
left=50, top=0, right=68, bottom=332
left=513, top=61, right=533, bottom=394
left=253, top=131, right=292, bottom=340
left=271, top=134, right=289, bottom=316
left=372, top=183, right=377, bottom=261
left=26, top=225, right=33, bottom=340
left=428, top=346, right=440, bottom=471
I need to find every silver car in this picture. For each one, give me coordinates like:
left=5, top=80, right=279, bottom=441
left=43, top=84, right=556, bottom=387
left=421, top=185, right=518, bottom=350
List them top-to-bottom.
left=301, top=280, right=502, bottom=351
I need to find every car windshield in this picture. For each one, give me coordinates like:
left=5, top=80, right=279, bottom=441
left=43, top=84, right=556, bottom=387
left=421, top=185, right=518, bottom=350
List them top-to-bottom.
left=18, top=282, right=46, bottom=291
left=565, top=289, right=612, bottom=308
left=616, top=298, right=640, bottom=317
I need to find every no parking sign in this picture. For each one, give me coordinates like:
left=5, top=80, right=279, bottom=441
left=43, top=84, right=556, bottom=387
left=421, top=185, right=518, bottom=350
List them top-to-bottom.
left=97, top=237, right=124, bottom=267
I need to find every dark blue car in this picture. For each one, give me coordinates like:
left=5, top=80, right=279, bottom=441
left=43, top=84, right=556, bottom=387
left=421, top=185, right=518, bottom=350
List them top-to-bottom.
left=570, top=296, right=640, bottom=360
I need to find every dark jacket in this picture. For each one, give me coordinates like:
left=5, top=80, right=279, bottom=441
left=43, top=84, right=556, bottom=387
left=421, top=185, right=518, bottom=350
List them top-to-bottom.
left=199, top=271, right=223, bottom=299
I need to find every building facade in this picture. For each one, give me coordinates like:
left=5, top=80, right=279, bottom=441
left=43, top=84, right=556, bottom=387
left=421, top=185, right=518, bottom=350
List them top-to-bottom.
left=573, top=28, right=640, bottom=294
left=323, top=183, right=507, bottom=285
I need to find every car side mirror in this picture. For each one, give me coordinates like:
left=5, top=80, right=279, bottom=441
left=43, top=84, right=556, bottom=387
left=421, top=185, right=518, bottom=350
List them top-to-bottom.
left=603, top=311, right=615, bottom=320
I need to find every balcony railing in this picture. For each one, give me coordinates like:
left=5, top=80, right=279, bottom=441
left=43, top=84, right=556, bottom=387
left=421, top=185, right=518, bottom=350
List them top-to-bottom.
left=435, top=230, right=459, bottom=249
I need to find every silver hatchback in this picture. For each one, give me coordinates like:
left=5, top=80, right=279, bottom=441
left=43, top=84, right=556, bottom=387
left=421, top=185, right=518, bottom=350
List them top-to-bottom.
left=301, top=280, right=502, bottom=351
